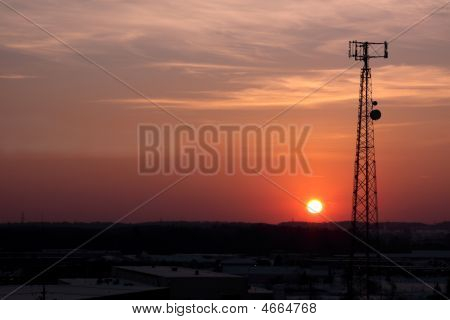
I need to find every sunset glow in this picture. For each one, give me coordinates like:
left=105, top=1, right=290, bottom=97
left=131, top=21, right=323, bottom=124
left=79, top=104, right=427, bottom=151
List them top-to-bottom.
left=0, top=0, right=448, bottom=223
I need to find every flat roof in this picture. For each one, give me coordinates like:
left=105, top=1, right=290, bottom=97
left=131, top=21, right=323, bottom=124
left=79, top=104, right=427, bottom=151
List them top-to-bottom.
left=115, top=266, right=242, bottom=278
left=58, top=277, right=158, bottom=288
left=0, top=281, right=163, bottom=300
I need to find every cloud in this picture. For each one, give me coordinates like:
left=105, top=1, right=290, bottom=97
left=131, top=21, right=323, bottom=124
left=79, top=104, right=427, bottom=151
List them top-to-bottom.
left=1, top=0, right=448, bottom=65
left=1, top=0, right=449, bottom=152
left=97, top=64, right=450, bottom=110
left=0, top=74, right=37, bottom=79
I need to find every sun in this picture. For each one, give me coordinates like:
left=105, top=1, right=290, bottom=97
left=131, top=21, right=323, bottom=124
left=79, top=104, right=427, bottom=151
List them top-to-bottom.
left=306, top=199, right=323, bottom=214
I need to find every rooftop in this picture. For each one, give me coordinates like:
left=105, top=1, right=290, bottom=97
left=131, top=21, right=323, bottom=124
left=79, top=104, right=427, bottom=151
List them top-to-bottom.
left=115, top=266, right=242, bottom=278
left=0, top=279, right=163, bottom=300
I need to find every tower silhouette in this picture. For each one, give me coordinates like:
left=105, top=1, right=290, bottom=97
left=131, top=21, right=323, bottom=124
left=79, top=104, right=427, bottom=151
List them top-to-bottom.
left=348, top=40, right=388, bottom=298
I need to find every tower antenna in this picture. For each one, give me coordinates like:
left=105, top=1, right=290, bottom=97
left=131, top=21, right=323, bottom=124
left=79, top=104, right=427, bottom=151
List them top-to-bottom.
left=348, top=40, right=388, bottom=299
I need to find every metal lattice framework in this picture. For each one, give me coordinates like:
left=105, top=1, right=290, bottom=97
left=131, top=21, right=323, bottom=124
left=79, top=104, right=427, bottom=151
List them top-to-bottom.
left=348, top=40, right=388, bottom=298
left=352, top=54, right=378, bottom=242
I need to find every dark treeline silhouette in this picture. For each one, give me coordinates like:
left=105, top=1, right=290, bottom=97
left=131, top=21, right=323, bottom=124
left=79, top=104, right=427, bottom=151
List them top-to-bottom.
left=1, top=221, right=449, bottom=254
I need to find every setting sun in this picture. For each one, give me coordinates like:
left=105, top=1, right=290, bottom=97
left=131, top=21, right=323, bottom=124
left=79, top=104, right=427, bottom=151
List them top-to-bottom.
left=306, top=199, right=324, bottom=214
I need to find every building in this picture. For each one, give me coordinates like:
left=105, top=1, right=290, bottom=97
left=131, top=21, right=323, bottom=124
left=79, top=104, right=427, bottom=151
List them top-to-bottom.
left=113, top=266, right=247, bottom=299
left=0, top=278, right=168, bottom=300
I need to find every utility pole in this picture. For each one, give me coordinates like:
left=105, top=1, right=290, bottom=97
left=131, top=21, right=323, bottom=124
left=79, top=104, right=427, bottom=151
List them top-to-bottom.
left=348, top=40, right=388, bottom=299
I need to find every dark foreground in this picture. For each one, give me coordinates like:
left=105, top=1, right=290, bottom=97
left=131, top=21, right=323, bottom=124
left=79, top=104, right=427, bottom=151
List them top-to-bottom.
left=0, top=221, right=449, bottom=299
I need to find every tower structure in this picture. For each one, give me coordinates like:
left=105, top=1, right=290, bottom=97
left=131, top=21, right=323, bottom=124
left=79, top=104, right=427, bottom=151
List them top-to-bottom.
left=348, top=40, right=388, bottom=298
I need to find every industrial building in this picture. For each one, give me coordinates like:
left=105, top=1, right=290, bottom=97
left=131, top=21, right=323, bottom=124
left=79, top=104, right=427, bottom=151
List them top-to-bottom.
left=113, top=266, right=247, bottom=299
left=0, top=278, right=168, bottom=300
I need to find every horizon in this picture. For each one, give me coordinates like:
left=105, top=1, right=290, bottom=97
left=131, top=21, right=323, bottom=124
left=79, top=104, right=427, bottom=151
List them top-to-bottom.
left=2, top=219, right=449, bottom=225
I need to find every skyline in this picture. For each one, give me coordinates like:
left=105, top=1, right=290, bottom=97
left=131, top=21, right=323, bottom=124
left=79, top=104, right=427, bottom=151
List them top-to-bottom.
left=0, top=0, right=449, bottom=223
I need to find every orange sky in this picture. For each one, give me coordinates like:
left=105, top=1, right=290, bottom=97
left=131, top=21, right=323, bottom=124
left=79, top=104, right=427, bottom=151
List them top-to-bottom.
left=0, top=0, right=449, bottom=223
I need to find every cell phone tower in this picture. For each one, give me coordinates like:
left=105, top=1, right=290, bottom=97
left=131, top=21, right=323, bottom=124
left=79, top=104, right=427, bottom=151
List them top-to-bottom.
left=348, top=40, right=388, bottom=298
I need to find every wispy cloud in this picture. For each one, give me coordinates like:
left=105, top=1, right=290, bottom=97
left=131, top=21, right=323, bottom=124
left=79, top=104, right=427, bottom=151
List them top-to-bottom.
left=1, top=0, right=448, bottom=64
left=1, top=0, right=449, bottom=153
left=97, top=64, right=450, bottom=110
left=0, top=74, right=37, bottom=79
